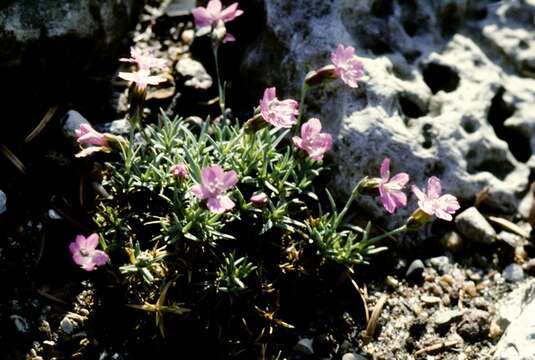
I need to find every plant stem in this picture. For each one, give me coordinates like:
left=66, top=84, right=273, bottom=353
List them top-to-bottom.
left=212, top=45, right=226, bottom=121
left=333, top=178, right=365, bottom=229
left=366, top=225, right=408, bottom=244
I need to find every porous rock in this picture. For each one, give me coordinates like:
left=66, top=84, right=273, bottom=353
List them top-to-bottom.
left=241, top=0, right=534, bottom=224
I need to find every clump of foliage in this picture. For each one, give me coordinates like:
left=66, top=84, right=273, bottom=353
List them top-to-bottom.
left=68, top=1, right=460, bottom=357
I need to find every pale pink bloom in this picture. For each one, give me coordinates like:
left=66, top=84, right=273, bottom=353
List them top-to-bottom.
left=192, top=0, right=243, bottom=28
left=331, top=44, right=364, bottom=88
left=120, top=48, right=167, bottom=71
left=118, top=69, right=166, bottom=89
left=259, top=87, right=299, bottom=128
left=292, top=118, right=332, bottom=161
left=75, top=124, right=107, bottom=146
left=378, top=158, right=409, bottom=214
left=171, top=163, right=188, bottom=179
left=191, top=165, right=238, bottom=214
left=412, top=176, right=460, bottom=221
left=250, top=192, right=268, bottom=207
left=69, top=233, right=109, bottom=271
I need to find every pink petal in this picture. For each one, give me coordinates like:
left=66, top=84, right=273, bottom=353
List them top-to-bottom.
left=206, top=0, right=222, bottom=15
left=219, top=3, right=243, bottom=22
left=191, top=7, right=214, bottom=27
left=223, top=33, right=236, bottom=43
left=263, top=87, right=277, bottom=103
left=302, top=118, right=322, bottom=138
left=292, top=136, right=303, bottom=149
left=380, top=158, right=390, bottom=180
left=222, top=170, right=238, bottom=189
left=388, top=172, right=409, bottom=188
left=427, top=176, right=442, bottom=199
left=191, top=184, right=206, bottom=199
left=379, top=185, right=396, bottom=214
left=412, top=185, right=427, bottom=202
left=391, top=190, right=407, bottom=208
left=438, top=194, right=460, bottom=213
left=207, top=196, right=235, bottom=213
left=434, top=209, right=453, bottom=221
left=85, top=233, right=99, bottom=249
left=69, top=241, right=80, bottom=255
left=92, top=250, right=110, bottom=266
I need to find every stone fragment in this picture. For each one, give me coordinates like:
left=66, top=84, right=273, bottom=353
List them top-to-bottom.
left=176, top=58, right=213, bottom=89
left=62, top=110, right=90, bottom=141
left=0, top=190, right=6, bottom=214
left=455, top=207, right=496, bottom=244
left=405, top=259, right=425, bottom=280
left=502, top=263, right=525, bottom=282
left=494, top=280, right=535, bottom=360
left=457, top=309, right=490, bottom=342
left=294, top=338, right=314, bottom=356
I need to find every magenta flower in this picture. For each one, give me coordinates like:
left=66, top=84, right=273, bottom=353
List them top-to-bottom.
left=192, top=0, right=243, bottom=28
left=331, top=44, right=364, bottom=88
left=120, top=48, right=167, bottom=71
left=118, top=69, right=166, bottom=89
left=259, top=87, right=299, bottom=128
left=292, top=118, right=333, bottom=160
left=75, top=124, right=107, bottom=146
left=378, top=158, right=409, bottom=214
left=171, top=163, right=189, bottom=179
left=191, top=165, right=238, bottom=214
left=412, top=176, right=460, bottom=221
left=250, top=192, right=268, bottom=207
left=69, top=233, right=109, bottom=271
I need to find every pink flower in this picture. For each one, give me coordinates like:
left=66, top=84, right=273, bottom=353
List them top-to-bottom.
left=192, top=0, right=243, bottom=28
left=331, top=44, right=364, bottom=88
left=120, top=48, right=167, bottom=71
left=118, top=69, right=166, bottom=89
left=259, top=87, right=299, bottom=128
left=292, top=118, right=333, bottom=160
left=75, top=124, right=107, bottom=146
left=378, top=158, right=409, bottom=214
left=171, top=163, right=188, bottom=179
left=191, top=165, right=238, bottom=214
left=412, top=176, right=460, bottom=221
left=250, top=192, right=268, bottom=207
left=69, top=233, right=109, bottom=271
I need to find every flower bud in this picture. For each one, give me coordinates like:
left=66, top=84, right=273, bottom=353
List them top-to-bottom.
left=171, top=163, right=189, bottom=179
left=355, top=176, right=382, bottom=196
left=250, top=192, right=268, bottom=207
left=405, top=208, right=433, bottom=230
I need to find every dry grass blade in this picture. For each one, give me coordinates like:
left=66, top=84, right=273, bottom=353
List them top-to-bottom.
left=25, top=106, right=58, bottom=143
left=0, top=143, right=26, bottom=174
left=487, top=216, right=530, bottom=238
left=349, top=277, right=369, bottom=324
left=364, top=294, right=387, bottom=342
left=414, top=339, right=460, bottom=357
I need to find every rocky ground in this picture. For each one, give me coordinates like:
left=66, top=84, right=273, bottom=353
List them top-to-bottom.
left=1, top=0, right=535, bottom=359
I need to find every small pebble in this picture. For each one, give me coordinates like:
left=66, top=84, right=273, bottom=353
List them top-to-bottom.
left=455, top=207, right=496, bottom=244
left=441, top=231, right=463, bottom=253
left=498, top=231, right=523, bottom=248
left=428, top=256, right=452, bottom=274
left=406, top=259, right=425, bottom=280
left=502, top=263, right=525, bottom=282
left=385, top=275, right=399, bottom=288
left=463, top=281, right=477, bottom=297
left=421, top=295, right=441, bottom=304
left=434, top=309, right=462, bottom=327
left=457, top=309, right=490, bottom=341
left=11, top=315, right=29, bottom=333
left=60, top=316, right=75, bottom=334
left=294, top=338, right=314, bottom=356
left=342, top=353, right=367, bottom=360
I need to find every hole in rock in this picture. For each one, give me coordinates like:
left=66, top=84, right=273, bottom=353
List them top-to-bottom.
left=371, top=0, right=394, bottom=17
left=402, top=19, right=420, bottom=37
left=519, top=40, right=529, bottom=50
left=403, top=50, right=422, bottom=63
left=422, top=63, right=460, bottom=94
left=487, top=88, right=532, bottom=163
left=399, top=95, right=427, bottom=118
left=461, top=117, right=479, bottom=133
left=421, top=123, right=434, bottom=149
left=467, top=158, right=515, bottom=181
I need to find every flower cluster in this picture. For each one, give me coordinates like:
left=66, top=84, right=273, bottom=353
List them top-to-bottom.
left=372, top=158, right=460, bottom=221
